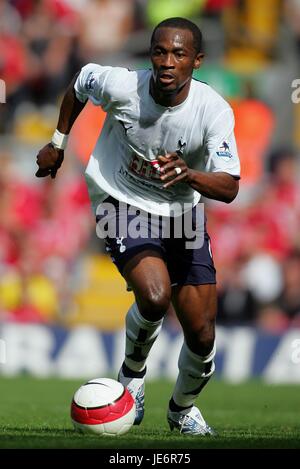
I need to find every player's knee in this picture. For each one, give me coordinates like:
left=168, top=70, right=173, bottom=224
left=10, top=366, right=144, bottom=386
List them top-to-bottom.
left=138, top=288, right=171, bottom=321
left=188, top=321, right=215, bottom=356
left=199, top=334, right=215, bottom=356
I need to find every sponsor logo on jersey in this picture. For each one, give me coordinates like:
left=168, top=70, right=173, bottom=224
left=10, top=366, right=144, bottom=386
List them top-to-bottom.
left=216, top=140, right=232, bottom=158
left=129, top=153, right=161, bottom=180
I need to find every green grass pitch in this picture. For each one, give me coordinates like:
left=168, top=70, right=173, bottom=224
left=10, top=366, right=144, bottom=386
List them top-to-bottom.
left=0, top=377, right=299, bottom=449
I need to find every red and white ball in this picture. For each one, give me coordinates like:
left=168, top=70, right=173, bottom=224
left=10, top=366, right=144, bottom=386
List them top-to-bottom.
left=71, top=378, right=136, bottom=436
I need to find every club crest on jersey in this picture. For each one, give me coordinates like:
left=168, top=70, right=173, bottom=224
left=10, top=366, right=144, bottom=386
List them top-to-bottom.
left=176, top=137, right=187, bottom=156
left=216, top=140, right=232, bottom=158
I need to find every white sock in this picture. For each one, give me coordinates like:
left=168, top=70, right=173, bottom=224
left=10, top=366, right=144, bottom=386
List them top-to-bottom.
left=124, top=302, right=163, bottom=373
left=172, top=341, right=216, bottom=408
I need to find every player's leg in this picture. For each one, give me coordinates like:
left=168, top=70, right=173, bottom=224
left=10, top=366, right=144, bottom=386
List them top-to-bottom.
left=97, top=195, right=170, bottom=371
left=97, top=196, right=172, bottom=424
left=122, top=250, right=172, bottom=371
left=118, top=251, right=172, bottom=424
left=168, top=283, right=217, bottom=435
left=172, top=283, right=216, bottom=403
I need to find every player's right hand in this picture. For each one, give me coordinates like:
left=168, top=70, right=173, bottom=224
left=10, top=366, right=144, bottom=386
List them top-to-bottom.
left=35, top=143, right=64, bottom=179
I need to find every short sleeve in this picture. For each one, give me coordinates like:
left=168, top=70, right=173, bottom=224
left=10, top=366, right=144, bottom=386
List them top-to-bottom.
left=74, top=63, right=113, bottom=106
left=205, top=107, right=240, bottom=178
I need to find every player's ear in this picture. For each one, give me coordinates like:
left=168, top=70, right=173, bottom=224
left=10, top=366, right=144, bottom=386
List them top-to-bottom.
left=194, top=52, right=204, bottom=70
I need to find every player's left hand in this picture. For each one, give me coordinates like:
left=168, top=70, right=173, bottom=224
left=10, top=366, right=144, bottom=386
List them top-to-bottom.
left=158, top=152, right=190, bottom=189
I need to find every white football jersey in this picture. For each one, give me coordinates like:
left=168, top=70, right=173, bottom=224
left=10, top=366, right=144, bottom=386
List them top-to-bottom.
left=74, top=63, right=240, bottom=216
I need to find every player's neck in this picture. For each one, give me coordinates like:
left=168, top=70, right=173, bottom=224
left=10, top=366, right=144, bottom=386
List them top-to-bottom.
left=149, top=78, right=191, bottom=107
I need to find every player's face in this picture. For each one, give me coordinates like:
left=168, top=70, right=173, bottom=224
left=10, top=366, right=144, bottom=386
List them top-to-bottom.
left=150, top=27, right=203, bottom=98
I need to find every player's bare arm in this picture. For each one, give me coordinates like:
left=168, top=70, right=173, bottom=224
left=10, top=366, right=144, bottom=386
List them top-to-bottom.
left=35, top=73, right=87, bottom=179
left=158, top=152, right=239, bottom=203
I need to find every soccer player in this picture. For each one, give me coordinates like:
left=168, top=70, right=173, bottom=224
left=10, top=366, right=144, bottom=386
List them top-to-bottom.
left=36, top=17, right=240, bottom=435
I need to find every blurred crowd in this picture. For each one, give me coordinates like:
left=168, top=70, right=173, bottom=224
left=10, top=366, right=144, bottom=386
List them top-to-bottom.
left=0, top=0, right=300, bottom=331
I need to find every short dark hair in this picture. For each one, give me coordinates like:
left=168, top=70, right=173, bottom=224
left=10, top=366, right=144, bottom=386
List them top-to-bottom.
left=150, top=17, right=203, bottom=54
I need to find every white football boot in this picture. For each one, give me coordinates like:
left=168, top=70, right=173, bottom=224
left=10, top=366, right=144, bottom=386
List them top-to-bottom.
left=118, top=363, right=145, bottom=425
left=167, top=405, right=216, bottom=435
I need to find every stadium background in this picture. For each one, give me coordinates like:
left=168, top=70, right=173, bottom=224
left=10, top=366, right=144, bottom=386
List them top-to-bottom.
left=0, top=0, right=300, bottom=385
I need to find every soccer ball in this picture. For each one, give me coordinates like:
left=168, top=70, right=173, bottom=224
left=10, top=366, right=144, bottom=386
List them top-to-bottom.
left=71, top=377, right=136, bottom=436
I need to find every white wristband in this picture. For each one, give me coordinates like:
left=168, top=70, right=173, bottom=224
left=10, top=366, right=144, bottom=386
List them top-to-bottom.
left=51, top=129, right=68, bottom=150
